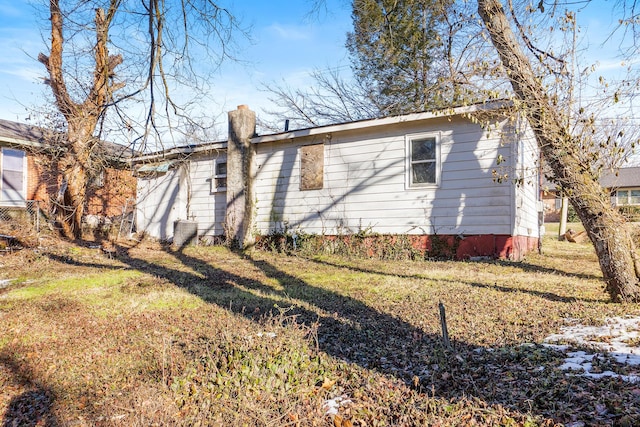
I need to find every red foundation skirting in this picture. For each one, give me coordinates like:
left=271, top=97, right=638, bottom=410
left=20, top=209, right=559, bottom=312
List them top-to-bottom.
left=256, top=233, right=539, bottom=260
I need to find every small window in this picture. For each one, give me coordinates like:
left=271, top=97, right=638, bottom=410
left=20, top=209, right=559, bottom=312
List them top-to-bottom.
left=406, top=133, right=440, bottom=188
left=300, top=144, right=324, bottom=191
left=1, top=148, right=26, bottom=206
left=212, top=161, right=227, bottom=192
left=90, top=169, right=105, bottom=188
left=617, top=190, right=629, bottom=205
left=630, top=190, right=640, bottom=205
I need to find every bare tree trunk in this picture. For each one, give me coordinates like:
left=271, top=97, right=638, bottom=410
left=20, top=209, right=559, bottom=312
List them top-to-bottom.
left=477, top=0, right=640, bottom=302
left=39, top=1, right=123, bottom=239
left=60, top=119, right=96, bottom=239
left=58, top=157, right=87, bottom=239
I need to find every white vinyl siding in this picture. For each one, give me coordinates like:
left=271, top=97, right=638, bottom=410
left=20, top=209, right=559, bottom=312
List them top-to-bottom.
left=253, top=116, right=516, bottom=236
left=510, top=117, right=541, bottom=238
left=1, top=148, right=26, bottom=206
left=136, top=154, right=228, bottom=240
left=187, top=154, right=227, bottom=237
left=136, top=167, right=185, bottom=240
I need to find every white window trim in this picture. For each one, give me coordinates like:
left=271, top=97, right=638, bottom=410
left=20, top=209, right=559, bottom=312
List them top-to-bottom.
left=405, top=132, right=441, bottom=189
left=0, top=147, right=27, bottom=207
left=211, top=159, right=227, bottom=193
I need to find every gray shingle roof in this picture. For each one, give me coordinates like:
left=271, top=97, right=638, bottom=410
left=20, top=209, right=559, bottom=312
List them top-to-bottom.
left=0, top=118, right=134, bottom=161
left=0, top=118, right=50, bottom=145
left=542, top=166, right=640, bottom=191
left=600, top=167, right=640, bottom=189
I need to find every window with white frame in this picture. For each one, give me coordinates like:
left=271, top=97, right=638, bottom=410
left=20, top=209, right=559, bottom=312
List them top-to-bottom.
left=406, top=133, right=440, bottom=188
left=1, top=147, right=26, bottom=206
left=212, top=160, right=227, bottom=192
left=616, top=189, right=640, bottom=205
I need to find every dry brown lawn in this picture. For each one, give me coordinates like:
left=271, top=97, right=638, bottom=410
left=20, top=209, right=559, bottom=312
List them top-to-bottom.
left=1, top=223, right=639, bottom=426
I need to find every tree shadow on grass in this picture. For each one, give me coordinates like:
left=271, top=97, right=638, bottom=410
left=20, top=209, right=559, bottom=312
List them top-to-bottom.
left=39, top=244, right=640, bottom=424
left=115, top=244, right=443, bottom=381
left=304, top=256, right=605, bottom=304
left=486, top=258, right=602, bottom=281
left=0, top=352, right=58, bottom=427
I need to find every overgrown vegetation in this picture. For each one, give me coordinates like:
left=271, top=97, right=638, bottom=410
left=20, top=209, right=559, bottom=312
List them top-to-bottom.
left=1, top=226, right=639, bottom=425
left=255, top=229, right=465, bottom=260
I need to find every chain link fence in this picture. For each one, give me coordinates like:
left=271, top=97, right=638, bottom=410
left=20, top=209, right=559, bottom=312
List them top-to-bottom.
left=0, top=201, right=41, bottom=233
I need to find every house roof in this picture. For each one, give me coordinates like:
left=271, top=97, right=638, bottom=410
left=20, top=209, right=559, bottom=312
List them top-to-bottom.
left=133, top=99, right=512, bottom=163
left=252, top=100, right=512, bottom=144
left=0, top=118, right=135, bottom=162
left=0, top=119, right=51, bottom=148
left=542, top=166, right=640, bottom=191
left=600, top=166, right=640, bottom=189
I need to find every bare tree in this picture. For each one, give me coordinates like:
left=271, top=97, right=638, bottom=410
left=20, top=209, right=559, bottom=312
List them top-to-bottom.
left=37, top=0, right=245, bottom=238
left=260, top=67, right=382, bottom=131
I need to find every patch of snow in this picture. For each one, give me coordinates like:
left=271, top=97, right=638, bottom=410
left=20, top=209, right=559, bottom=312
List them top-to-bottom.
left=0, top=279, right=12, bottom=289
left=544, top=316, right=640, bottom=383
left=244, top=332, right=277, bottom=340
left=256, top=332, right=277, bottom=338
left=323, top=394, right=352, bottom=416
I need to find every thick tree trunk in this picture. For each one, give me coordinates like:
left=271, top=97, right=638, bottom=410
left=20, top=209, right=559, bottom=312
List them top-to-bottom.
left=477, top=0, right=640, bottom=301
left=40, top=1, right=123, bottom=240
left=226, top=105, right=257, bottom=248
left=60, top=119, right=95, bottom=239
left=56, top=158, right=85, bottom=239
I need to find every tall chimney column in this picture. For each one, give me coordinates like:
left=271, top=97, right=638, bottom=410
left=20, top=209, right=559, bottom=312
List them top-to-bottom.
left=226, top=105, right=256, bottom=248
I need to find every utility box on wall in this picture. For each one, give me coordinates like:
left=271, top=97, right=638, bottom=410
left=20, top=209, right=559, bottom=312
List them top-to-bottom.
left=174, top=220, right=198, bottom=247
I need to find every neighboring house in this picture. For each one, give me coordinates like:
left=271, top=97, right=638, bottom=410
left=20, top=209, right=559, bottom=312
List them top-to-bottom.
left=135, top=101, right=543, bottom=260
left=0, top=119, right=136, bottom=219
left=542, top=166, right=640, bottom=221
left=600, top=166, right=640, bottom=207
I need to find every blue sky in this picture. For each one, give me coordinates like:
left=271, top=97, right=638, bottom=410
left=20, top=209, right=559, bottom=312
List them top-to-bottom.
left=0, top=0, right=352, bottom=127
left=0, top=0, right=636, bottom=135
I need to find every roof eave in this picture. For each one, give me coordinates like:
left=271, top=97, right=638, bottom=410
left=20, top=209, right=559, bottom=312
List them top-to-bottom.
left=251, top=100, right=512, bottom=144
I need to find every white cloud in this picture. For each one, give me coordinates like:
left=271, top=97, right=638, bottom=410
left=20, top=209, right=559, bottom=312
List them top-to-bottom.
left=266, top=23, right=311, bottom=41
left=595, top=57, right=640, bottom=72
left=0, top=66, right=42, bottom=82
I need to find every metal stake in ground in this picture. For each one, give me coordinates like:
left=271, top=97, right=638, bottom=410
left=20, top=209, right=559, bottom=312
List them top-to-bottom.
left=439, top=301, right=451, bottom=348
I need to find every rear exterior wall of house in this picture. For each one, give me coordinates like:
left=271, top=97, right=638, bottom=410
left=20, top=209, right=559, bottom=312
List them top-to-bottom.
left=134, top=110, right=541, bottom=259
left=251, top=114, right=540, bottom=259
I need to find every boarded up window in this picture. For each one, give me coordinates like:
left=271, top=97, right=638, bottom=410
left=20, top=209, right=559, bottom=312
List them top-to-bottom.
left=300, top=144, right=324, bottom=191
left=1, top=148, right=25, bottom=205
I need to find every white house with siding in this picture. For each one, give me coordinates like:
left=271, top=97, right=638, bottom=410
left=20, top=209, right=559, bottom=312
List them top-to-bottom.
left=134, top=101, right=542, bottom=259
